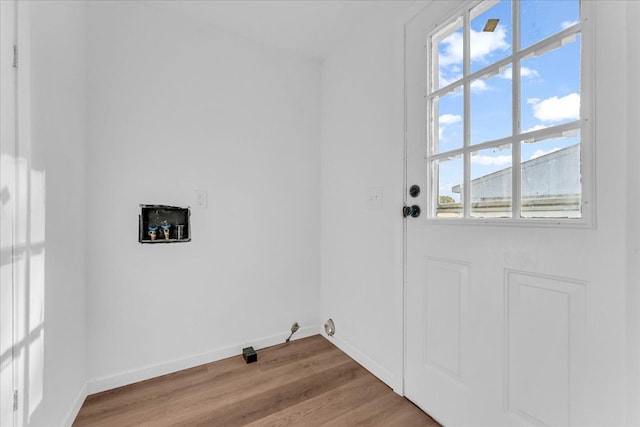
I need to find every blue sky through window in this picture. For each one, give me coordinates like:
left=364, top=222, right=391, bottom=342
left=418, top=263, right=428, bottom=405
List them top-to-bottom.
left=435, top=0, right=581, bottom=204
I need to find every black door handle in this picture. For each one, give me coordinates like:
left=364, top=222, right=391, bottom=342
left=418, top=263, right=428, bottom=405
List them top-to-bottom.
left=403, top=205, right=421, bottom=218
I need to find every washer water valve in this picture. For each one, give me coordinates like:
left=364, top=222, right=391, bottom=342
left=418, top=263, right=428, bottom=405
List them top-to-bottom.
left=285, top=322, right=300, bottom=343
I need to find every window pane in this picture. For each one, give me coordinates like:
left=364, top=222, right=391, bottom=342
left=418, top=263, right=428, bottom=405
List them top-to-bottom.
left=425, top=0, right=584, bottom=222
left=470, top=0, right=512, bottom=74
left=521, top=0, right=580, bottom=49
left=435, top=18, right=463, bottom=89
left=521, top=34, right=581, bottom=134
left=470, top=70, right=512, bottom=144
left=433, top=88, right=464, bottom=153
left=521, top=131, right=581, bottom=218
left=470, top=145, right=512, bottom=218
left=434, top=157, right=463, bottom=218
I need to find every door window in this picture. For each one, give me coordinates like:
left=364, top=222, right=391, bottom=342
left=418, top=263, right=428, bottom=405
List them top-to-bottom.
left=427, top=0, right=586, bottom=221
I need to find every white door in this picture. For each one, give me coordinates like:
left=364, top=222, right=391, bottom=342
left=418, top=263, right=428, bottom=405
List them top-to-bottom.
left=0, top=0, right=17, bottom=425
left=405, top=1, right=631, bottom=426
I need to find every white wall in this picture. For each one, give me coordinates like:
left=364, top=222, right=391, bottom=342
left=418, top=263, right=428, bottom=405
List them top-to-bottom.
left=16, top=0, right=639, bottom=423
left=28, top=1, right=87, bottom=425
left=85, top=1, right=321, bottom=391
left=320, top=1, right=424, bottom=391
left=625, top=1, right=640, bottom=424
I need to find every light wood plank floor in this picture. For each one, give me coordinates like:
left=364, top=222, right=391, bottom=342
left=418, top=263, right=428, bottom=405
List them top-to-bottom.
left=74, top=335, right=440, bottom=426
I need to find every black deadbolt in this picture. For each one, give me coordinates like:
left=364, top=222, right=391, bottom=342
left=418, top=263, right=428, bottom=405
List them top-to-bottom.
left=409, top=185, right=421, bottom=198
left=403, top=205, right=421, bottom=218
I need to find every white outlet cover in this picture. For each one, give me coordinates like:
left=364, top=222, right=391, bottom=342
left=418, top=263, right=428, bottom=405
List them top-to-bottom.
left=366, top=186, right=383, bottom=209
left=194, top=190, right=208, bottom=209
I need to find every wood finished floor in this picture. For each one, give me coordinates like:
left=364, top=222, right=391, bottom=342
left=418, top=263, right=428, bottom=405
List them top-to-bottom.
left=74, top=335, right=440, bottom=426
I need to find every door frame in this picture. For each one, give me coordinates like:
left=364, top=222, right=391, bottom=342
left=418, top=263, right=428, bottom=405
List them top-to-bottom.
left=0, top=0, right=18, bottom=425
left=400, top=0, right=468, bottom=405
left=1, top=1, right=31, bottom=424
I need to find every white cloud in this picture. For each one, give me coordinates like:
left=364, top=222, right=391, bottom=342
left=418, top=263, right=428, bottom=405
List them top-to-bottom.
left=561, top=19, right=579, bottom=30
left=439, top=26, right=510, bottom=67
left=439, top=32, right=463, bottom=67
left=467, top=65, right=538, bottom=94
left=499, top=66, right=539, bottom=80
left=521, top=67, right=539, bottom=78
left=440, top=73, right=462, bottom=88
left=440, top=77, right=488, bottom=93
left=470, top=79, right=489, bottom=92
left=528, top=93, right=580, bottom=122
left=439, top=114, right=462, bottom=125
left=439, top=114, right=462, bottom=139
left=523, top=124, right=547, bottom=133
left=530, top=147, right=561, bottom=160
left=471, top=154, right=512, bottom=166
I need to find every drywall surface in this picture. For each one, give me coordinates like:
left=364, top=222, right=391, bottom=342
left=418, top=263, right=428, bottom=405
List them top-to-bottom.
left=27, top=1, right=87, bottom=425
left=85, top=1, right=321, bottom=390
left=320, top=1, right=424, bottom=392
left=626, top=1, right=640, bottom=424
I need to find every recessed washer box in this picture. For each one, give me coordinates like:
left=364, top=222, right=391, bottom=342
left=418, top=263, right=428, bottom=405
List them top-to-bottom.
left=139, top=204, right=191, bottom=244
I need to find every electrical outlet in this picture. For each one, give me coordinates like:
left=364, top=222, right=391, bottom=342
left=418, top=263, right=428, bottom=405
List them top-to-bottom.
left=194, top=190, right=208, bottom=209
left=242, top=346, right=257, bottom=363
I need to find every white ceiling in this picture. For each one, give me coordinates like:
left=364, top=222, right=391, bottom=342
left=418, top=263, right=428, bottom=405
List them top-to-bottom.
left=140, top=0, right=384, bottom=61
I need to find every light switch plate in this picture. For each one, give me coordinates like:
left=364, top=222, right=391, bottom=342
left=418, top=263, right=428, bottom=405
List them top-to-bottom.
left=366, top=186, right=383, bottom=209
left=194, top=190, right=208, bottom=209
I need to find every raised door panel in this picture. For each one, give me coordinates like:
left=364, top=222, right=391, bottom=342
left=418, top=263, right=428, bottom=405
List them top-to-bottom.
left=425, top=258, right=469, bottom=381
left=506, top=271, right=588, bottom=426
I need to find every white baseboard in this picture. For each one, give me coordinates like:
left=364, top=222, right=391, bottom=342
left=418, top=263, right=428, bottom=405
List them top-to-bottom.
left=86, top=325, right=321, bottom=395
left=323, top=331, right=396, bottom=390
left=63, top=382, right=87, bottom=427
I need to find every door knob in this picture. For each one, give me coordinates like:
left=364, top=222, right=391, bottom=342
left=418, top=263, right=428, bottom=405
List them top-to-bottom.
left=403, top=205, right=421, bottom=218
